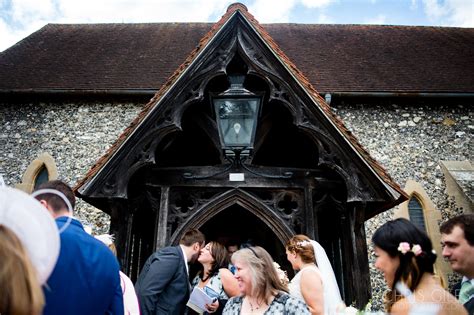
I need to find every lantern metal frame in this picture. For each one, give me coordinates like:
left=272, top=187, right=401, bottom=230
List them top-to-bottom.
left=183, top=75, right=292, bottom=180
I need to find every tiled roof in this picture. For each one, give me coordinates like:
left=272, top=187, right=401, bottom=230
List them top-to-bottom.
left=74, top=4, right=408, bottom=210
left=1, top=18, right=473, bottom=93
left=0, top=23, right=212, bottom=92
left=268, top=24, right=474, bottom=93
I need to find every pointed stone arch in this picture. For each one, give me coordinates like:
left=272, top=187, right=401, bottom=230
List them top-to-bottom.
left=16, top=152, right=58, bottom=193
left=394, top=179, right=449, bottom=287
left=169, top=188, right=294, bottom=245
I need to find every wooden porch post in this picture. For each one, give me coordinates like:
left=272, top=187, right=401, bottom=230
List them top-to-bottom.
left=304, top=185, right=316, bottom=240
left=155, top=186, right=170, bottom=249
left=109, top=199, right=131, bottom=272
left=342, top=202, right=371, bottom=308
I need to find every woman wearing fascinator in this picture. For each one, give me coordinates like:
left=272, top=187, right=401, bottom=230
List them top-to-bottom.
left=0, top=186, right=61, bottom=315
left=286, top=234, right=343, bottom=315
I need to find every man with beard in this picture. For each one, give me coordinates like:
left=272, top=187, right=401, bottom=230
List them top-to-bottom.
left=136, top=229, right=205, bottom=315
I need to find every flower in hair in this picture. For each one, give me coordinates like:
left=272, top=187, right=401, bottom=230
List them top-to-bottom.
left=297, top=240, right=311, bottom=247
left=397, top=242, right=411, bottom=254
left=397, top=242, right=423, bottom=256
left=411, top=244, right=422, bottom=256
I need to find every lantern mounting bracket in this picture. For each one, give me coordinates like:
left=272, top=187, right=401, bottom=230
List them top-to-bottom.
left=182, top=149, right=293, bottom=180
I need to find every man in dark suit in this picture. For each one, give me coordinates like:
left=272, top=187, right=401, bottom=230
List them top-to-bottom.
left=35, top=180, right=123, bottom=314
left=441, top=214, right=474, bottom=314
left=136, top=229, right=205, bottom=315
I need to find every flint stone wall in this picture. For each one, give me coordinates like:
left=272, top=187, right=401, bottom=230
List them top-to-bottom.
left=0, top=100, right=472, bottom=310
left=0, top=102, right=142, bottom=232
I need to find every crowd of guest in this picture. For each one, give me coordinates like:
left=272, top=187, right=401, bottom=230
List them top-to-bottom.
left=1, top=179, right=473, bottom=314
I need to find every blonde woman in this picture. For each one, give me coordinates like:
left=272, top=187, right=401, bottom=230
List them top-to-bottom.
left=0, top=186, right=61, bottom=315
left=0, top=225, right=44, bottom=315
left=286, top=235, right=342, bottom=315
left=223, top=246, right=309, bottom=314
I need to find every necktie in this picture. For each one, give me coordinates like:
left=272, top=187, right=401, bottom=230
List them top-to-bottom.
left=459, top=281, right=474, bottom=304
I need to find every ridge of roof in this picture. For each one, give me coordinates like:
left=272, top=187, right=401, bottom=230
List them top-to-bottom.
left=75, top=3, right=407, bottom=205
left=42, top=21, right=474, bottom=29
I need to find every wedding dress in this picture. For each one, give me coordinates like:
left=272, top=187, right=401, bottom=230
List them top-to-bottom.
left=288, top=240, right=343, bottom=314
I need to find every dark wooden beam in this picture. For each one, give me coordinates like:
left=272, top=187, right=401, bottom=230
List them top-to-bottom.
left=144, top=165, right=341, bottom=189
left=304, top=184, right=316, bottom=239
left=156, top=186, right=170, bottom=249
left=108, top=199, right=131, bottom=271
left=341, top=202, right=370, bottom=308
left=353, top=202, right=371, bottom=307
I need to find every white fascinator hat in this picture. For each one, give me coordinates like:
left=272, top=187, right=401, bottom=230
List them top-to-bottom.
left=0, top=186, right=60, bottom=284
left=95, top=234, right=115, bottom=246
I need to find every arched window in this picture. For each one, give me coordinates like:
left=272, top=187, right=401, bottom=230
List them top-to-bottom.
left=16, top=153, right=58, bottom=193
left=34, top=165, right=50, bottom=190
left=394, top=180, right=450, bottom=288
left=408, top=195, right=426, bottom=232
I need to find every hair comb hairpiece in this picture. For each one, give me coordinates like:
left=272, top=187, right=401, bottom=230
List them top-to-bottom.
left=297, top=240, right=312, bottom=247
left=397, top=242, right=423, bottom=256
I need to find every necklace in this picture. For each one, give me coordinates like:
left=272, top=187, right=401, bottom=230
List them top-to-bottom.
left=248, top=298, right=261, bottom=312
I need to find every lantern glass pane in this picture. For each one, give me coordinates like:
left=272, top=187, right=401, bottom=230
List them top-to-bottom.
left=214, top=98, right=258, bottom=148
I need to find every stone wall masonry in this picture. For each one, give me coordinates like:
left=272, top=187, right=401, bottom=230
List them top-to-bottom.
left=1, top=100, right=472, bottom=310
left=0, top=101, right=141, bottom=233
left=332, top=102, right=472, bottom=310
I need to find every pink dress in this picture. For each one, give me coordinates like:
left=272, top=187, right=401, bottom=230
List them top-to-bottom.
left=120, top=271, right=140, bottom=315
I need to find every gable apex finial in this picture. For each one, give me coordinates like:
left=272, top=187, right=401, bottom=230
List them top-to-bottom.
left=227, top=2, right=248, bottom=13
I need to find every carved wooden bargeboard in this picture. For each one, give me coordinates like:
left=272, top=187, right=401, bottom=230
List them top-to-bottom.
left=76, top=5, right=405, bottom=307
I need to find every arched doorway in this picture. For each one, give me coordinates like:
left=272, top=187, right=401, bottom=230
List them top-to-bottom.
left=77, top=8, right=407, bottom=306
left=195, top=204, right=293, bottom=277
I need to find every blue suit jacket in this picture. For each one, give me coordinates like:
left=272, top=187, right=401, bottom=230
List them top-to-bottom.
left=43, top=217, right=123, bottom=315
left=135, top=246, right=190, bottom=315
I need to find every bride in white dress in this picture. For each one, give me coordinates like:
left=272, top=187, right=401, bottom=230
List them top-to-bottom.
left=286, top=235, right=343, bottom=315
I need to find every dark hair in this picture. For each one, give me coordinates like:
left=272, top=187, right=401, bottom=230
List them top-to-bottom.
left=34, top=180, right=75, bottom=213
left=440, top=214, right=474, bottom=246
left=372, top=218, right=436, bottom=310
left=179, top=229, right=205, bottom=247
left=286, top=234, right=315, bottom=264
left=240, top=239, right=255, bottom=249
left=226, top=240, right=240, bottom=249
left=203, top=241, right=229, bottom=280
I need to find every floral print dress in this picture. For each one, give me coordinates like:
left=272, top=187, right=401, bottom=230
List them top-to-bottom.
left=191, top=270, right=229, bottom=314
left=222, top=292, right=310, bottom=315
